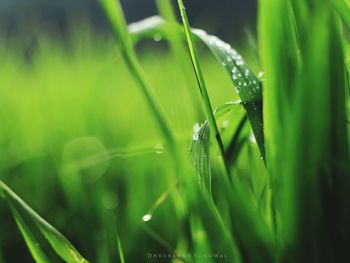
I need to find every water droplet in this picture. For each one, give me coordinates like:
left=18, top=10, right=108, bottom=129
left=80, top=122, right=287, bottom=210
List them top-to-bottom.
left=153, top=34, right=162, bottom=42
left=244, top=69, right=250, bottom=77
left=258, top=71, right=264, bottom=80
left=232, top=73, right=238, bottom=80
left=243, top=82, right=247, bottom=87
left=222, top=120, right=229, bottom=128
left=193, top=123, right=201, bottom=133
left=193, top=133, right=199, bottom=141
left=249, top=133, right=257, bottom=144
left=154, top=144, right=164, bottom=154
left=142, top=214, right=152, bottom=222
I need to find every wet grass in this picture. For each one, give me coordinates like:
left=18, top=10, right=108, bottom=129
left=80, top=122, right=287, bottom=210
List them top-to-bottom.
left=0, top=0, right=350, bottom=262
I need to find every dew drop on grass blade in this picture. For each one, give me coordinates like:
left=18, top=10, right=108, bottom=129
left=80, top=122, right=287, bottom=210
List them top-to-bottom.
left=128, top=16, right=265, bottom=160
left=190, top=101, right=246, bottom=192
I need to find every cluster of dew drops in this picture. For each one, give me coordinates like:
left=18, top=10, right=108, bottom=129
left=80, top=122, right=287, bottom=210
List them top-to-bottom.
left=194, top=29, right=263, bottom=103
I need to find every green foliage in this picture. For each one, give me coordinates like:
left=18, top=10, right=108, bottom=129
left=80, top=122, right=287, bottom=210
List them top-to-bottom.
left=0, top=0, right=349, bottom=262
left=260, top=0, right=350, bottom=261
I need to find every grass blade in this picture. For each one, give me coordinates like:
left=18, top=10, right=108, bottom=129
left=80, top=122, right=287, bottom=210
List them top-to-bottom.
left=98, top=0, right=176, bottom=156
left=155, top=0, right=204, bottom=120
left=176, top=0, right=228, bottom=173
left=260, top=0, right=350, bottom=260
left=129, top=16, right=265, bottom=160
left=190, top=101, right=245, bottom=193
left=0, top=180, right=89, bottom=263
left=11, top=207, right=51, bottom=263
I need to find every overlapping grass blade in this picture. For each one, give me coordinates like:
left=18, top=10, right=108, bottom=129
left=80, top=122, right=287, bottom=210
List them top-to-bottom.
left=98, top=0, right=176, bottom=157
left=155, top=0, right=204, bottom=120
left=176, top=0, right=227, bottom=173
left=260, top=0, right=350, bottom=261
left=128, top=10, right=275, bottom=262
left=128, top=16, right=265, bottom=159
left=190, top=101, right=246, bottom=193
left=0, top=181, right=89, bottom=263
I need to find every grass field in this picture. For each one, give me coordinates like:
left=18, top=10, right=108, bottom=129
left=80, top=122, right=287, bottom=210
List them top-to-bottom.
left=0, top=0, right=349, bottom=262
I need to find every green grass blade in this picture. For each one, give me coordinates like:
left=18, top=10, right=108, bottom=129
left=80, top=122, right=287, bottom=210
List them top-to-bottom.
left=98, top=0, right=176, bottom=154
left=155, top=0, right=204, bottom=120
left=176, top=0, right=228, bottom=172
left=260, top=0, right=350, bottom=260
left=129, top=16, right=265, bottom=160
left=193, top=29, right=265, bottom=160
left=190, top=101, right=245, bottom=193
left=225, top=115, right=249, bottom=165
left=190, top=121, right=211, bottom=192
left=0, top=181, right=89, bottom=263
left=11, top=207, right=50, bottom=263
left=115, top=222, right=125, bottom=263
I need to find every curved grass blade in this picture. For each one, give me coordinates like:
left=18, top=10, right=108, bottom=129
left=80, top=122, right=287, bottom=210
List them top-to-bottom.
left=98, top=0, right=177, bottom=158
left=129, top=16, right=265, bottom=160
left=192, top=29, right=265, bottom=160
left=190, top=102, right=248, bottom=193
left=190, top=121, right=211, bottom=192
left=0, top=181, right=89, bottom=263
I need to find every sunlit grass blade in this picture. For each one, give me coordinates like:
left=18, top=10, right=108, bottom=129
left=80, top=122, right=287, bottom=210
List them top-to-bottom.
left=0, top=180, right=89, bottom=263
